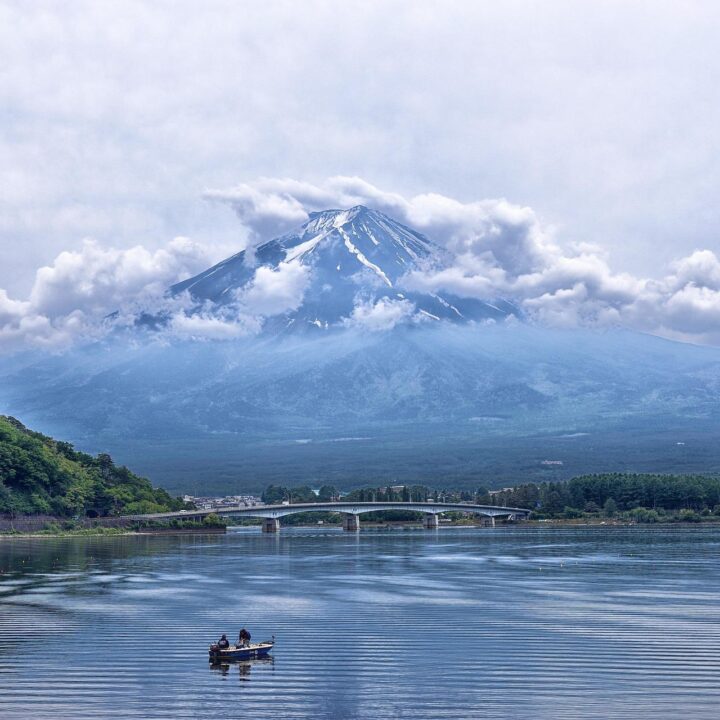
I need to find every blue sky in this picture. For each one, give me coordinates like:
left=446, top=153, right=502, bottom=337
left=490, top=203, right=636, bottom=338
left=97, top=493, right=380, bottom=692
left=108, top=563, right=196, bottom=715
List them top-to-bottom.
left=2, top=1, right=720, bottom=348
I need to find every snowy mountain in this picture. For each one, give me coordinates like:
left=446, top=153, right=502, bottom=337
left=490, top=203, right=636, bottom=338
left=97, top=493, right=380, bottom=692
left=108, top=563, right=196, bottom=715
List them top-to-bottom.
left=171, top=205, right=517, bottom=329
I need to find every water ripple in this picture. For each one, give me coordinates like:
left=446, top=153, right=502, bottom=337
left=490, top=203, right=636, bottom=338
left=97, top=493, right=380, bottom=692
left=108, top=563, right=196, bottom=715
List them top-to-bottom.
left=1, top=527, right=720, bottom=719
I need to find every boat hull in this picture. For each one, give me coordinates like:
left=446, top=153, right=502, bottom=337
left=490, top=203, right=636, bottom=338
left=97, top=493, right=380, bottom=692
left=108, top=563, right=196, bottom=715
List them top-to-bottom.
left=209, top=642, right=274, bottom=662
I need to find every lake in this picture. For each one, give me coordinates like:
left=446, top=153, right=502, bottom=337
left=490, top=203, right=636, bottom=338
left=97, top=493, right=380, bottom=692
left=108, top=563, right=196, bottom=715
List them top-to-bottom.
left=1, top=526, right=719, bottom=719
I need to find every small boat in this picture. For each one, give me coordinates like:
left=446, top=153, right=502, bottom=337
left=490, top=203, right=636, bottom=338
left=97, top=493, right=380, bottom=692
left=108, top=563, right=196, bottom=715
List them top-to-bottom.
left=209, top=636, right=275, bottom=663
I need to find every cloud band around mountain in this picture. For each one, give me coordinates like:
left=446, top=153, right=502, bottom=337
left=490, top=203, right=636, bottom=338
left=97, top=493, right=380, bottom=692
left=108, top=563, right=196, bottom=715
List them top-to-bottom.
left=2, top=175, right=720, bottom=351
left=208, top=177, right=720, bottom=344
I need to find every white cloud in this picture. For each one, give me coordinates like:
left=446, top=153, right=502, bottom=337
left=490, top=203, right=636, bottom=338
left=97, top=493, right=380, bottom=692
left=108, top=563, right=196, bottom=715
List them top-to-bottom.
left=4, top=1, right=720, bottom=305
left=5, top=176, right=720, bottom=351
left=209, top=176, right=720, bottom=343
left=204, top=182, right=311, bottom=243
left=0, top=228, right=312, bottom=351
left=0, top=236, right=242, bottom=351
left=28, top=237, right=216, bottom=319
left=667, top=250, right=720, bottom=291
left=237, top=260, right=310, bottom=317
left=0, top=280, right=86, bottom=352
left=0, top=289, right=30, bottom=326
left=344, top=297, right=417, bottom=332
left=168, top=310, right=260, bottom=341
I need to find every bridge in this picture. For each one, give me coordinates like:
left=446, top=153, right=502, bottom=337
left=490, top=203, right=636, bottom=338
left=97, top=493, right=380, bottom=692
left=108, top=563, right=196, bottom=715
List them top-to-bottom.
left=130, top=501, right=532, bottom=532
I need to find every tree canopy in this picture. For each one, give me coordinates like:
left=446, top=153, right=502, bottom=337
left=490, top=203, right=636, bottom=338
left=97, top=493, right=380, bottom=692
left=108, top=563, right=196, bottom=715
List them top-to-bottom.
left=0, top=416, right=185, bottom=517
left=486, top=473, right=720, bottom=517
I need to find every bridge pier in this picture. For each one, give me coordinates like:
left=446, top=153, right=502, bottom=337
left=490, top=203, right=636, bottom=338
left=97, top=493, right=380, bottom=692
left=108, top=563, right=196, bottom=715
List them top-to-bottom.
left=423, top=513, right=439, bottom=529
left=342, top=514, right=360, bottom=532
left=481, top=516, right=496, bottom=528
left=262, top=518, right=280, bottom=533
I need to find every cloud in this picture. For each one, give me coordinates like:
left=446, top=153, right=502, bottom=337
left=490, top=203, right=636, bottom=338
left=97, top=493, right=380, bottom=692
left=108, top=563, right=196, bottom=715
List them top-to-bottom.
left=5, top=1, right=720, bottom=311
left=5, top=176, right=720, bottom=351
left=209, top=176, right=720, bottom=343
left=203, top=177, right=409, bottom=254
left=204, top=181, right=312, bottom=243
left=0, top=230, right=311, bottom=352
left=0, top=236, right=239, bottom=351
left=28, top=237, right=216, bottom=319
left=667, top=250, right=720, bottom=291
left=165, top=259, right=312, bottom=340
left=237, top=260, right=310, bottom=317
left=0, top=278, right=85, bottom=353
left=0, top=289, right=30, bottom=326
left=0, top=289, right=101, bottom=353
left=344, top=297, right=417, bottom=332
left=168, top=310, right=260, bottom=341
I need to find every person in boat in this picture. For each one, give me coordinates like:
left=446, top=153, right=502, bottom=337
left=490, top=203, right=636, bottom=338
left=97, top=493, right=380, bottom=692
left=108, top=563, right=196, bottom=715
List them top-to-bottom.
left=238, top=628, right=251, bottom=647
left=217, top=634, right=230, bottom=650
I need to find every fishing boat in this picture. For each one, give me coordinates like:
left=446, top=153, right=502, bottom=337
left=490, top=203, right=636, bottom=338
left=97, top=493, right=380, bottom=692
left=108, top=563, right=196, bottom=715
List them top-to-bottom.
left=208, top=636, right=275, bottom=663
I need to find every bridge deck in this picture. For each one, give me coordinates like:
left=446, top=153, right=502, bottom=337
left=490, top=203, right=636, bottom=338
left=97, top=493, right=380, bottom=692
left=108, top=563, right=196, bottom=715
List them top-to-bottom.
left=129, top=501, right=531, bottom=522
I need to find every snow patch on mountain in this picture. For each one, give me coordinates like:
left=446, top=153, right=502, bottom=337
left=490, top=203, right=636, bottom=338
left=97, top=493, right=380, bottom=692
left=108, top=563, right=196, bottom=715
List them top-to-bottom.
left=337, top=226, right=392, bottom=287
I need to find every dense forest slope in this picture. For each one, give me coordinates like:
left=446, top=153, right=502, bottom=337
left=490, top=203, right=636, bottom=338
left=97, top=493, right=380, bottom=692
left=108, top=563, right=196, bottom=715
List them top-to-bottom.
left=0, top=416, right=184, bottom=516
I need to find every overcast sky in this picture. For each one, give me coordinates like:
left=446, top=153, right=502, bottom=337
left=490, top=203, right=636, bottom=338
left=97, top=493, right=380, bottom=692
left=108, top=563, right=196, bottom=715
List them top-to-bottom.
left=2, top=1, right=720, bottom=347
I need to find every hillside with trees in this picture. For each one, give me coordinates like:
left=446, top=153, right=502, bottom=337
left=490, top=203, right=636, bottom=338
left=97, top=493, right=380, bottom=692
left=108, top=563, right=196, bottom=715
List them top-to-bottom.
left=0, top=416, right=185, bottom=517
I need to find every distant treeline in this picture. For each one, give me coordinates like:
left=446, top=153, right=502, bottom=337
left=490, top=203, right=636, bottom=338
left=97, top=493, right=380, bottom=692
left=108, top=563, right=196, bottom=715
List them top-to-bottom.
left=0, top=416, right=186, bottom=517
left=261, top=473, right=720, bottom=523
left=490, top=473, right=720, bottom=521
left=261, top=483, right=443, bottom=504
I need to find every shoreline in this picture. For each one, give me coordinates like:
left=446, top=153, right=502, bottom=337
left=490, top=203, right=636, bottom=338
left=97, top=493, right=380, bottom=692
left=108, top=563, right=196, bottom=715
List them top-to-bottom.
left=2, top=516, right=718, bottom=538
left=0, top=526, right=228, bottom=539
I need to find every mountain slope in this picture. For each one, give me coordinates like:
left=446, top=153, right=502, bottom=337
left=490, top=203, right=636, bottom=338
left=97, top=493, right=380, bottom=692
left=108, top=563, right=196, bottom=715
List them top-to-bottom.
left=2, top=325, right=720, bottom=494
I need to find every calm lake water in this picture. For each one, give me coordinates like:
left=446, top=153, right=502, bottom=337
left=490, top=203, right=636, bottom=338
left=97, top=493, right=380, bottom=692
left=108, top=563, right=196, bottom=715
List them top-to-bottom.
left=1, top=526, right=720, bottom=719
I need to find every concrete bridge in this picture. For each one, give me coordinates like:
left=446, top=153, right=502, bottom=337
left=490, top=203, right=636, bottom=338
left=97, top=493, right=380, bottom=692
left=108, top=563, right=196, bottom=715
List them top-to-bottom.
left=131, top=501, right=532, bottom=532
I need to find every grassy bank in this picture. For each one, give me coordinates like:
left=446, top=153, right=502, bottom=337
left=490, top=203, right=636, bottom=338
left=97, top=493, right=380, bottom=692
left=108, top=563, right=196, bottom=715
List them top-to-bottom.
left=0, top=512, right=227, bottom=537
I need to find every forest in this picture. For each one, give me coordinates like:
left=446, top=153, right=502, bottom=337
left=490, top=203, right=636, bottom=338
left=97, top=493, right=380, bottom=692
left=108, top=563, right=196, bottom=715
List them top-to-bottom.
left=0, top=416, right=185, bottom=517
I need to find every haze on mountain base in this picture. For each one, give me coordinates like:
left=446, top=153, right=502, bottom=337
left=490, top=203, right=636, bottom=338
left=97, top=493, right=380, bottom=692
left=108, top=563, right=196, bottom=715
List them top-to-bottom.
left=2, top=204, right=720, bottom=494
left=1, top=320, right=719, bottom=495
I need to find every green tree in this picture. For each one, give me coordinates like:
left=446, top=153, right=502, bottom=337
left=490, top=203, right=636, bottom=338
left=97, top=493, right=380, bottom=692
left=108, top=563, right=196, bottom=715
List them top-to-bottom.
left=262, top=485, right=290, bottom=504
left=317, top=485, right=338, bottom=502
left=603, top=498, right=618, bottom=518
left=678, top=509, right=701, bottom=523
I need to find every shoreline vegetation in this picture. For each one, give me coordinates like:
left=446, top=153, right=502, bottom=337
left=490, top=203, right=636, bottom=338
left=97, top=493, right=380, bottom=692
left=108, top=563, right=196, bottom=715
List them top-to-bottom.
left=0, top=415, right=190, bottom=518
left=0, top=513, right=228, bottom=537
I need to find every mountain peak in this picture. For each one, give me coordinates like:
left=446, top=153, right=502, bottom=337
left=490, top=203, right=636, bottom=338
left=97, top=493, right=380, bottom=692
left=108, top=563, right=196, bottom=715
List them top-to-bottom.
left=301, top=204, right=381, bottom=237
left=307, top=204, right=370, bottom=222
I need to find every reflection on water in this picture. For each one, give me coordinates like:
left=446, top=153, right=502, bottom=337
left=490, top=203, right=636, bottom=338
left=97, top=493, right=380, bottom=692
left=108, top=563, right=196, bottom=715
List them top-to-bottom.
left=1, top=526, right=720, bottom=719
left=209, top=656, right=275, bottom=681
